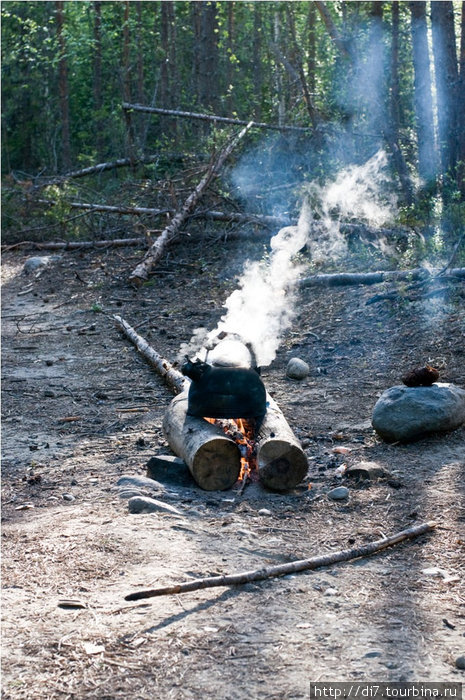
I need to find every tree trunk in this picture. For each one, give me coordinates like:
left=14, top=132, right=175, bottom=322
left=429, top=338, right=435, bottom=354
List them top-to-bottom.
left=55, top=1, right=71, bottom=171
left=93, top=1, right=103, bottom=157
left=122, top=1, right=136, bottom=162
left=199, top=1, right=219, bottom=112
left=314, top=1, right=352, bottom=60
left=431, top=1, right=459, bottom=185
left=457, top=1, right=465, bottom=197
left=307, top=2, right=317, bottom=94
left=386, top=2, right=414, bottom=204
left=408, top=2, right=437, bottom=186
left=253, top=4, right=263, bottom=121
left=285, top=4, right=319, bottom=127
left=163, top=391, right=241, bottom=491
left=257, top=394, right=308, bottom=491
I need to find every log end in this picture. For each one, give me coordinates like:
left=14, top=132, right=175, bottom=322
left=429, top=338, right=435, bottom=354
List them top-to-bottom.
left=191, top=438, right=241, bottom=491
left=258, top=441, right=308, bottom=491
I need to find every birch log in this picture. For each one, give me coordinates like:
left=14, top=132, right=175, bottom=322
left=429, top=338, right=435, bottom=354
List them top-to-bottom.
left=128, top=122, right=253, bottom=285
left=113, top=315, right=185, bottom=394
left=162, top=391, right=241, bottom=491
left=257, top=394, right=308, bottom=490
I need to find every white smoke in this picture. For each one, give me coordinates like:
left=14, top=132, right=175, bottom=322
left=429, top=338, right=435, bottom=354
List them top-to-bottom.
left=180, top=149, right=397, bottom=367
left=305, top=149, right=397, bottom=263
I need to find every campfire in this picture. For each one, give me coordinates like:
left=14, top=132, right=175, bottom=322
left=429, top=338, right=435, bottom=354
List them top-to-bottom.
left=160, top=340, right=308, bottom=492
left=205, top=417, right=258, bottom=489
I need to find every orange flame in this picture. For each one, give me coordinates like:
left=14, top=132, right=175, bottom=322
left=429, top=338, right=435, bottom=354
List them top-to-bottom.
left=204, top=416, right=257, bottom=485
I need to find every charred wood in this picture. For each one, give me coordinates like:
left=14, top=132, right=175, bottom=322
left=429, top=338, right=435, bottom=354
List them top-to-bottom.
left=124, top=521, right=437, bottom=600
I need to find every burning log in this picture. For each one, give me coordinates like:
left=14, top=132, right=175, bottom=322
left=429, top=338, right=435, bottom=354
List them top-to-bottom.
left=128, top=122, right=253, bottom=285
left=114, top=317, right=307, bottom=492
left=162, top=390, right=241, bottom=491
left=256, top=394, right=308, bottom=491
left=124, top=520, right=437, bottom=600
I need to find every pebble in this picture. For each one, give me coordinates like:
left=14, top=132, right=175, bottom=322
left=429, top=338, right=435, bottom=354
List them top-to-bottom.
left=286, top=357, right=310, bottom=380
left=346, top=461, right=389, bottom=480
left=327, top=486, right=349, bottom=500
left=62, top=493, right=75, bottom=501
left=128, top=496, right=182, bottom=515
left=258, top=508, right=272, bottom=516
left=324, top=587, right=338, bottom=596
left=364, top=650, right=383, bottom=658
left=455, top=656, right=465, bottom=670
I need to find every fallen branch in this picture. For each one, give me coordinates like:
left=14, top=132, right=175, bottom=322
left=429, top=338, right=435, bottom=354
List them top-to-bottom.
left=123, top=103, right=311, bottom=133
left=128, top=122, right=253, bottom=285
left=41, top=153, right=203, bottom=184
left=38, top=199, right=170, bottom=217
left=2, top=237, right=150, bottom=252
left=299, top=268, right=465, bottom=289
left=113, top=315, right=185, bottom=394
left=124, top=520, right=436, bottom=600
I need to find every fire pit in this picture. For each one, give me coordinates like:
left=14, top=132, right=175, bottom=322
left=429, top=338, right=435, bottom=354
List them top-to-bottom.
left=162, top=351, right=308, bottom=491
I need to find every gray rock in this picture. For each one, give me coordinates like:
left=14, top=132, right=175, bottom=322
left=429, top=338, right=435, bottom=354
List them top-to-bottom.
left=23, top=256, right=60, bottom=274
left=286, top=357, right=310, bottom=380
left=372, top=383, right=465, bottom=442
left=146, top=455, right=194, bottom=488
left=346, top=461, right=389, bottom=480
left=117, top=474, right=165, bottom=492
left=327, top=486, right=349, bottom=500
left=118, top=488, right=144, bottom=499
left=128, top=496, right=182, bottom=515
left=455, top=656, right=465, bottom=670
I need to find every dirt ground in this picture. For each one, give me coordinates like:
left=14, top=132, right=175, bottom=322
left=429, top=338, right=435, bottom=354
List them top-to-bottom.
left=2, top=235, right=465, bottom=699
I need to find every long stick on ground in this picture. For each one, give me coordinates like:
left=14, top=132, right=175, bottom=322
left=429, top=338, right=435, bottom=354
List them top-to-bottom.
left=128, top=122, right=253, bottom=285
left=113, top=315, right=185, bottom=394
left=125, top=520, right=436, bottom=601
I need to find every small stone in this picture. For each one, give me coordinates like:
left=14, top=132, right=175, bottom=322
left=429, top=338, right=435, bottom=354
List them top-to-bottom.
left=286, top=357, right=310, bottom=380
left=346, top=461, right=389, bottom=480
left=327, top=486, right=349, bottom=500
left=62, top=493, right=75, bottom=501
left=128, top=496, right=182, bottom=515
left=258, top=508, right=272, bottom=516
left=324, top=587, right=338, bottom=596
left=364, top=650, right=382, bottom=658
left=455, top=656, right=465, bottom=670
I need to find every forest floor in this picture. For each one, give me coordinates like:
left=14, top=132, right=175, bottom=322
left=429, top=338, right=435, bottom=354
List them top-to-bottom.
left=2, top=232, right=465, bottom=699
